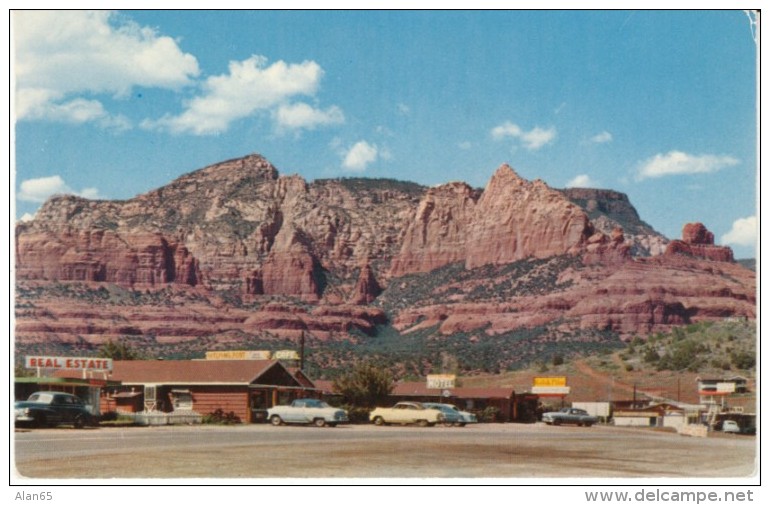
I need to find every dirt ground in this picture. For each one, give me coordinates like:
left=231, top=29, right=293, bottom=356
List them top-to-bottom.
left=13, top=423, right=757, bottom=480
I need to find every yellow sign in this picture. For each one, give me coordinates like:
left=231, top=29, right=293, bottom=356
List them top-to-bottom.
left=205, top=350, right=272, bottom=360
left=273, top=350, right=300, bottom=360
left=427, top=374, right=456, bottom=389
left=533, top=376, right=567, bottom=387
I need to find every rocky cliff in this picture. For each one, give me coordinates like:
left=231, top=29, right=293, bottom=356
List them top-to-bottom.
left=14, top=154, right=755, bottom=364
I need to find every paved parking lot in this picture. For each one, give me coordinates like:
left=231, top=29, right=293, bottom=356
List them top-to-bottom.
left=13, top=422, right=757, bottom=480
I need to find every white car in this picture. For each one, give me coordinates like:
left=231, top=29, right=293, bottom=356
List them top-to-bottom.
left=267, top=399, right=348, bottom=427
left=369, top=401, right=445, bottom=427
left=722, top=420, right=741, bottom=434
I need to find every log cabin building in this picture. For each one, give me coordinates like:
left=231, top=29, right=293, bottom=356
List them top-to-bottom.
left=55, top=359, right=318, bottom=423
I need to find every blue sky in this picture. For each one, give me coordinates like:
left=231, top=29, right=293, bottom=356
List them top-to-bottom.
left=12, top=10, right=759, bottom=258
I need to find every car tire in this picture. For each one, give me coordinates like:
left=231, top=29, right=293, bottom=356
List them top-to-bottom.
left=34, top=414, right=48, bottom=428
left=73, top=415, right=86, bottom=429
left=270, top=415, right=283, bottom=426
left=373, top=416, right=385, bottom=426
left=313, top=418, right=326, bottom=428
left=417, top=419, right=430, bottom=427
left=553, top=419, right=561, bottom=426
left=456, top=422, right=466, bottom=427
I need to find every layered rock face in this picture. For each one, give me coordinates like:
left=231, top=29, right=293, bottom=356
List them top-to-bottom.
left=14, top=153, right=755, bottom=348
left=16, top=155, right=418, bottom=296
left=391, top=165, right=597, bottom=275
left=465, top=166, right=592, bottom=269
left=390, top=182, right=480, bottom=276
left=562, top=188, right=669, bottom=256
left=665, top=222, right=735, bottom=262
left=15, top=228, right=201, bottom=286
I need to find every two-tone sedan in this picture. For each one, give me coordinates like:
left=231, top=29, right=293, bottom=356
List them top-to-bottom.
left=267, top=399, right=348, bottom=427
left=369, top=401, right=445, bottom=427
left=422, top=402, right=477, bottom=427
left=542, top=407, right=598, bottom=427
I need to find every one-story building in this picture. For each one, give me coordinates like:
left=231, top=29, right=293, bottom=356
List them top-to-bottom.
left=57, top=359, right=318, bottom=423
left=388, top=382, right=540, bottom=422
left=612, top=402, right=702, bottom=430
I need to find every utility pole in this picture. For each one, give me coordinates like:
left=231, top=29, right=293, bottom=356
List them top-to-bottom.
left=299, top=331, right=305, bottom=371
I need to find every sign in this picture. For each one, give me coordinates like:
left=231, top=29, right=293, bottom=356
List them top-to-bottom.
left=206, top=350, right=272, bottom=360
left=273, top=350, right=300, bottom=360
left=25, top=356, right=113, bottom=371
left=427, top=374, right=456, bottom=389
left=533, top=376, right=567, bottom=387
left=716, top=382, right=736, bottom=393
left=531, top=386, right=571, bottom=396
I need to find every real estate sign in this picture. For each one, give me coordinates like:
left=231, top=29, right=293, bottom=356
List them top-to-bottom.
left=25, top=355, right=113, bottom=371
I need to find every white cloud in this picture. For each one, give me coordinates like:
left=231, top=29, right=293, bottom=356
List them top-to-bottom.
left=14, top=11, right=199, bottom=124
left=146, top=55, right=330, bottom=135
left=20, top=96, right=131, bottom=130
left=275, top=102, right=344, bottom=130
left=397, top=103, right=411, bottom=115
left=491, top=121, right=556, bottom=150
left=491, top=121, right=522, bottom=140
left=520, top=126, right=557, bottom=150
left=590, top=131, right=613, bottom=144
left=342, top=141, right=378, bottom=172
left=458, top=141, right=473, bottom=150
left=636, top=151, right=739, bottom=180
left=566, top=174, right=595, bottom=188
left=18, top=175, right=99, bottom=203
left=19, top=213, right=36, bottom=222
left=721, top=216, right=757, bottom=247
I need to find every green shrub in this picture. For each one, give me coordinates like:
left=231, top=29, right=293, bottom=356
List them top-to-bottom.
left=478, top=406, right=501, bottom=423
left=202, top=409, right=241, bottom=424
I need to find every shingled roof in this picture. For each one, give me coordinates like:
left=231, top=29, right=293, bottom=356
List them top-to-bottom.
left=56, top=359, right=299, bottom=386
left=391, top=382, right=516, bottom=399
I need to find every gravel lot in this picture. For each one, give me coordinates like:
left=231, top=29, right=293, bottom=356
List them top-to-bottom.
left=13, top=422, right=757, bottom=480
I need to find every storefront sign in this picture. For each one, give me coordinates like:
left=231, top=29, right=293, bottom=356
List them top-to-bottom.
left=205, top=350, right=272, bottom=360
left=273, top=350, right=300, bottom=360
left=25, top=356, right=113, bottom=371
left=427, top=374, right=456, bottom=389
left=533, top=376, right=567, bottom=387
left=531, top=386, right=571, bottom=396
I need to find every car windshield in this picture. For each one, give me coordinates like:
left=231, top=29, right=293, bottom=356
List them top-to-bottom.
left=27, top=392, right=54, bottom=403
left=424, top=404, right=452, bottom=412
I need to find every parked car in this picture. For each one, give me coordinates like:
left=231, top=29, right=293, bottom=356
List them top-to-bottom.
left=15, top=391, right=95, bottom=429
left=267, top=399, right=348, bottom=427
left=369, top=401, right=445, bottom=427
left=421, top=402, right=463, bottom=426
left=422, top=402, right=477, bottom=426
left=542, top=407, right=598, bottom=427
left=721, top=419, right=757, bottom=435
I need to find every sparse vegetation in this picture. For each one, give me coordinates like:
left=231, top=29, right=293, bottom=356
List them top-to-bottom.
left=617, top=319, right=755, bottom=375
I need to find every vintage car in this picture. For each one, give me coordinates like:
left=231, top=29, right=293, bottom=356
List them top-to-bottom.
left=15, top=391, right=95, bottom=428
left=267, top=398, right=348, bottom=427
left=369, top=401, right=446, bottom=427
left=422, top=402, right=476, bottom=426
left=542, top=407, right=598, bottom=427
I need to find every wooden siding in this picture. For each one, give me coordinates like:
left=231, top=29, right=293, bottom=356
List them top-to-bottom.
left=190, top=386, right=250, bottom=422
